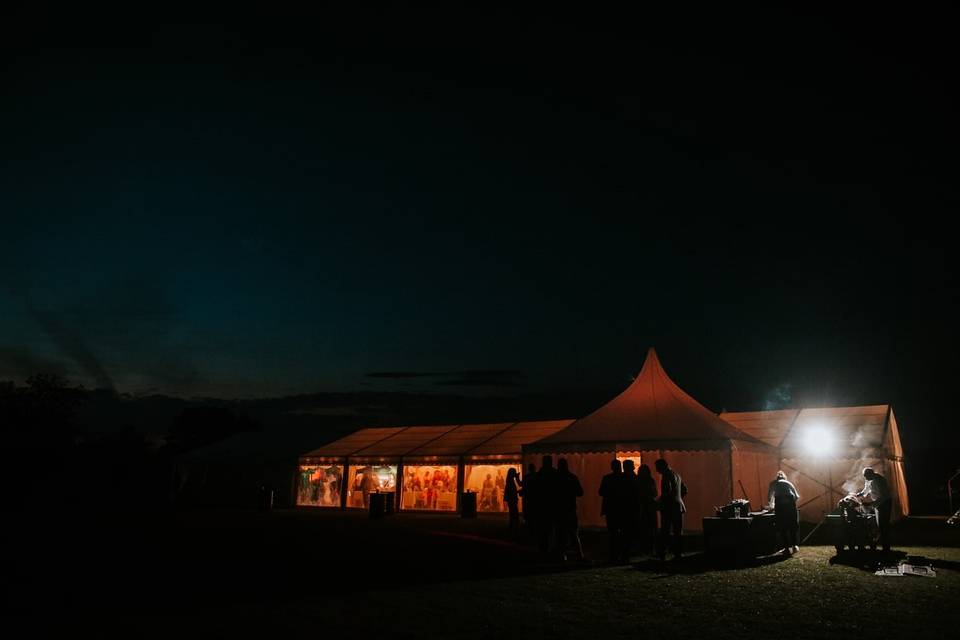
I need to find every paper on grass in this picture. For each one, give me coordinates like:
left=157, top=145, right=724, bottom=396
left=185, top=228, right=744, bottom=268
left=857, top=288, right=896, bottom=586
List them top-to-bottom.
left=874, top=563, right=936, bottom=578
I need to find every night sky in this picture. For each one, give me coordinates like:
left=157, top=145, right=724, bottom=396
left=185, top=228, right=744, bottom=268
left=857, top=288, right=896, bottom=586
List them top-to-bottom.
left=2, top=9, right=957, bottom=446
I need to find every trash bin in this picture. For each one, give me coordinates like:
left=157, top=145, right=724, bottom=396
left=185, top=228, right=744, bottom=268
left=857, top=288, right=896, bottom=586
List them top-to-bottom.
left=258, top=485, right=274, bottom=512
left=461, top=491, right=477, bottom=518
left=369, top=492, right=386, bottom=519
left=384, top=492, right=395, bottom=515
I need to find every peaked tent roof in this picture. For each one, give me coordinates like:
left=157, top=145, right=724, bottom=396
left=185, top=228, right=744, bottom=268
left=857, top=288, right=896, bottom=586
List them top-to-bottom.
left=529, top=348, right=771, bottom=452
left=721, top=405, right=896, bottom=457
left=714, top=409, right=800, bottom=448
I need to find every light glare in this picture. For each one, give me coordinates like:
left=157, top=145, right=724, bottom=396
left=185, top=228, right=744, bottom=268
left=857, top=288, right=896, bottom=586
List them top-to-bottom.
left=803, top=425, right=834, bottom=456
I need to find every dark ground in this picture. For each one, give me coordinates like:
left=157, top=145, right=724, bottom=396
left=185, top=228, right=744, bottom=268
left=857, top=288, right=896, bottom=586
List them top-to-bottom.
left=9, top=509, right=960, bottom=638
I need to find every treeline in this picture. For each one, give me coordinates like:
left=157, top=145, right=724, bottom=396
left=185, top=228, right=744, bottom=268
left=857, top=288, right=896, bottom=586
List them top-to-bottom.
left=1, top=374, right=259, bottom=512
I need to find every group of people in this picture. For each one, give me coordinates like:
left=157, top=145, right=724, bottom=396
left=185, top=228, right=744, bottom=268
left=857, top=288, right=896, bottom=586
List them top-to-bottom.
left=504, top=456, right=586, bottom=562
left=510, top=456, right=689, bottom=563
left=600, top=458, right=686, bottom=562
left=511, top=459, right=893, bottom=562
left=298, top=465, right=342, bottom=507
left=350, top=466, right=396, bottom=509
left=767, top=466, right=892, bottom=555
left=403, top=467, right=457, bottom=510
left=479, top=470, right=507, bottom=512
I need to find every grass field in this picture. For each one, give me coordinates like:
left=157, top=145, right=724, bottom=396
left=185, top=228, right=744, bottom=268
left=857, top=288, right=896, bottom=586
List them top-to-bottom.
left=12, top=509, right=960, bottom=639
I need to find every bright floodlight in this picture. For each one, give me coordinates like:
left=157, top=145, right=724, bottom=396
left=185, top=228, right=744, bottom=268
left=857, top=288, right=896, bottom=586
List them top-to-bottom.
left=802, top=424, right=834, bottom=456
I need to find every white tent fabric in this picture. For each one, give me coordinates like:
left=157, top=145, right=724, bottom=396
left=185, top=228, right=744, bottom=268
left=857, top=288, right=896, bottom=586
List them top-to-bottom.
left=526, top=349, right=779, bottom=530
left=298, top=350, right=909, bottom=527
left=721, top=405, right=909, bottom=522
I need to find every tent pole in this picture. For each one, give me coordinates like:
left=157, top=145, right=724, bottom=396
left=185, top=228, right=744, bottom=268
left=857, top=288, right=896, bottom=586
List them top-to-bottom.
left=729, top=440, right=736, bottom=503
left=456, top=456, right=465, bottom=513
left=801, top=459, right=833, bottom=545
left=396, top=460, right=404, bottom=512
left=782, top=460, right=837, bottom=494
left=828, top=464, right=834, bottom=510
left=801, top=519, right=824, bottom=545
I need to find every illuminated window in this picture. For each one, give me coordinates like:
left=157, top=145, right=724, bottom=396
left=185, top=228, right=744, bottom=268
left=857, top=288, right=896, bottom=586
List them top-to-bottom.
left=617, top=453, right=642, bottom=470
left=296, top=464, right=344, bottom=507
left=464, top=464, right=521, bottom=513
left=346, top=465, right=398, bottom=509
left=400, top=465, right=458, bottom=511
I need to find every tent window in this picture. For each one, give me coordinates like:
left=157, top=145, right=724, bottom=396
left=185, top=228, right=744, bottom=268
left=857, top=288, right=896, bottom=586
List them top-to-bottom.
left=296, top=464, right=343, bottom=507
left=464, top=464, right=521, bottom=513
left=346, top=465, right=398, bottom=509
left=401, top=465, right=458, bottom=511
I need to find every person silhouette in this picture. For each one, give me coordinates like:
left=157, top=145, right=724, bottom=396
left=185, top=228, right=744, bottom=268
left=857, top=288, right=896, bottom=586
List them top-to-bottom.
left=536, top=455, right=558, bottom=554
left=555, top=458, right=585, bottom=562
left=654, top=458, right=686, bottom=561
left=598, top=459, right=625, bottom=563
left=620, top=459, right=640, bottom=563
left=521, top=462, right=538, bottom=531
left=637, top=463, right=658, bottom=557
left=361, top=467, right=376, bottom=508
left=504, top=467, right=521, bottom=535
left=856, top=467, right=892, bottom=552
left=767, top=470, right=800, bottom=554
left=481, top=473, right=495, bottom=510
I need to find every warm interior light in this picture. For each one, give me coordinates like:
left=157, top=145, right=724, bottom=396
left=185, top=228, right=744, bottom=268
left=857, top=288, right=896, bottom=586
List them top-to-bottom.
left=802, top=425, right=834, bottom=456
left=463, top=464, right=521, bottom=512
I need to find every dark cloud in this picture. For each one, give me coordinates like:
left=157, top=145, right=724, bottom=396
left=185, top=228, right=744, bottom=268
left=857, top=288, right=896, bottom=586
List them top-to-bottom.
left=2, top=274, right=201, bottom=394
left=1, top=277, right=114, bottom=390
left=59, top=278, right=201, bottom=393
left=65, top=278, right=180, bottom=347
left=25, top=301, right=115, bottom=391
left=0, top=345, right=70, bottom=379
left=137, top=355, right=202, bottom=391
left=366, top=370, right=526, bottom=388
left=366, top=370, right=525, bottom=378
left=365, top=371, right=442, bottom=379
left=435, top=377, right=523, bottom=388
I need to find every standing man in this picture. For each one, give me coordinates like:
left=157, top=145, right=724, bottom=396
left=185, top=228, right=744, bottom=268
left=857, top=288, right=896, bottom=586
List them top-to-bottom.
left=536, top=455, right=558, bottom=555
left=555, top=458, right=585, bottom=562
left=654, top=458, right=686, bottom=561
left=599, top=459, right=625, bottom=564
left=620, top=459, right=640, bottom=563
left=521, top=462, right=538, bottom=532
left=637, top=464, right=659, bottom=557
left=361, top=467, right=376, bottom=509
left=857, top=467, right=892, bottom=552
left=504, top=468, right=522, bottom=536
left=767, top=470, right=800, bottom=554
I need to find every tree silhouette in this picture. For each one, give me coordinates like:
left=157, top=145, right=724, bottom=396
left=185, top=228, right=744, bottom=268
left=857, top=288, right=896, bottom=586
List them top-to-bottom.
left=1, top=373, right=86, bottom=446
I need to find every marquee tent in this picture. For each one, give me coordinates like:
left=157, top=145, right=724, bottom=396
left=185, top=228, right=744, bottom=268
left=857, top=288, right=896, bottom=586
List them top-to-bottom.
left=297, top=349, right=909, bottom=530
left=524, top=349, right=780, bottom=530
left=720, top=405, right=909, bottom=522
left=297, top=420, right=574, bottom=512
